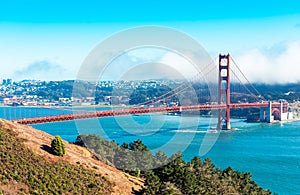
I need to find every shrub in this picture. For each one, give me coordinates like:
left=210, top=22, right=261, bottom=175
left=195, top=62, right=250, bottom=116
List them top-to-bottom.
left=51, top=136, right=66, bottom=156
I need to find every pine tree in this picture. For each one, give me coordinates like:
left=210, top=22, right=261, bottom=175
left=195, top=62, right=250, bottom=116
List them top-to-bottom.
left=51, top=136, right=66, bottom=156
left=155, top=151, right=168, bottom=167
left=142, top=170, right=161, bottom=194
left=159, top=181, right=182, bottom=195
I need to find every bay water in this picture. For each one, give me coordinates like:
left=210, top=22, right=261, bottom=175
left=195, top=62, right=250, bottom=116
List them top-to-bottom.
left=1, top=106, right=300, bottom=194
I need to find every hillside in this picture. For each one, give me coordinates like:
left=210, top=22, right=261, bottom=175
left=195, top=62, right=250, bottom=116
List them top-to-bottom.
left=0, top=119, right=143, bottom=194
left=0, top=119, right=272, bottom=194
left=77, top=135, right=272, bottom=195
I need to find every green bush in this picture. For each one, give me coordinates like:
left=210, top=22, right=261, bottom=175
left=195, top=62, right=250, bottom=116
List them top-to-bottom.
left=51, top=136, right=66, bottom=156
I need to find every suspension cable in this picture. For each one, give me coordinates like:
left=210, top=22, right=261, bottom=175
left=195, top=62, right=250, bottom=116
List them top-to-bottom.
left=134, top=57, right=217, bottom=107
left=230, top=57, right=266, bottom=101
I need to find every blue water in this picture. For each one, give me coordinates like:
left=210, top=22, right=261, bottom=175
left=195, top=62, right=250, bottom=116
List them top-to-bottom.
left=1, top=106, right=300, bottom=194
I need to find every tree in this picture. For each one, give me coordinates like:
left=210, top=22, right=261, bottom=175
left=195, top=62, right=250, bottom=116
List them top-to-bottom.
left=74, top=135, right=85, bottom=147
left=51, top=136, right=66, bottom=156
left=129, top=139, right=148, bottom=151
left=129, top=139, right=155, bottom=171
left=121, top=142, right=128, bottom=149
left=114, top=148, right=137, bottom=172
left=155, top=151, right=168, bottom=167
left=142, top=170, right=161, bottom=194
left=160, top=182, right=182, bottom=195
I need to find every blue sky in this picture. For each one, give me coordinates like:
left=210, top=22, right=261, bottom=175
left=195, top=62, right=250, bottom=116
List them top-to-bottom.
left=1, top=0, right=300, bottom=82
left=1, top=0, right=299, bottom=23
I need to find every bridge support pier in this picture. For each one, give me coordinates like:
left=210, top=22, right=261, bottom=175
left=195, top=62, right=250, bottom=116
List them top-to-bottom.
left=260, top=102, right=272, bottom=122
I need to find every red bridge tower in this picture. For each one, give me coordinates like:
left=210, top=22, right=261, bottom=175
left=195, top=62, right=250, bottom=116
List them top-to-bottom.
left=217, top=54, right=231, bottom=130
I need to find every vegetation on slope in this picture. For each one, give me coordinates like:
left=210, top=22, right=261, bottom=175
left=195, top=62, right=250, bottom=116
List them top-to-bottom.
left=0, top=125, right=113, bottom=195
left=75, top=134, right=272, bottom=194
left=75, top=135, right=157, bottom=175
left=51, top=136, right=66, bottom=156
left=142, top=154, right=272, bottom=194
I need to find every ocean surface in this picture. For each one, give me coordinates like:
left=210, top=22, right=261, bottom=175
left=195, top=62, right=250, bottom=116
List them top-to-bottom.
left=1, top=106, right=300, bottom=194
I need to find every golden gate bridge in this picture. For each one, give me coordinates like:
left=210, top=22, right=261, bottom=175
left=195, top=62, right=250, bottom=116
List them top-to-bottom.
left=8, top=54, right=290, bottom=129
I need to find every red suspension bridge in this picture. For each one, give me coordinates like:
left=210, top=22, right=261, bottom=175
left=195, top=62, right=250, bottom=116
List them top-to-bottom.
left=10, top=54, right=290, bottom=129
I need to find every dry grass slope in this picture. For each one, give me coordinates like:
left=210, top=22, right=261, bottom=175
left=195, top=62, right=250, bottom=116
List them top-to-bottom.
left=0, top=119, right=143, bottom=195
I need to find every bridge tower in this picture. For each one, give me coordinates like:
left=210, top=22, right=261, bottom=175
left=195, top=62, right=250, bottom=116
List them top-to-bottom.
left=217, top=54, right=231, bottom=130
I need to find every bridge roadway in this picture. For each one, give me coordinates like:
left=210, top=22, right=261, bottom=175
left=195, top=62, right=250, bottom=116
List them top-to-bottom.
left=12, top=102, right=271, bottom=125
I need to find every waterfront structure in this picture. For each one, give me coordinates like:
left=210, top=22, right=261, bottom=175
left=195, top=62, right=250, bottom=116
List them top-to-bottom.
left=260, top=101, right=293, bottom=122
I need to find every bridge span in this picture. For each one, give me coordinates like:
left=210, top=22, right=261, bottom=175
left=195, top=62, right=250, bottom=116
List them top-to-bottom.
left=13, top=102, right=284, bottom=125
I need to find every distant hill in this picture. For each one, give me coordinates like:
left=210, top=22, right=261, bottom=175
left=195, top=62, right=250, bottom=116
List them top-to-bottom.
left=3, top=80, right=300, bottom=105
left=253, top=83, right=300, bottom=101
left=0, top=119, right=143, bottom=194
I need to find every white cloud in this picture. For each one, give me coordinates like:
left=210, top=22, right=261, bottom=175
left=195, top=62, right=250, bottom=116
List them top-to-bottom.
left=235, top=41, right=300, bottom=83
left=99, top=48, right=192, bottom=81
left=158, top=51, right=200, bottom=80
left=14, top=60, right=69, bottom=81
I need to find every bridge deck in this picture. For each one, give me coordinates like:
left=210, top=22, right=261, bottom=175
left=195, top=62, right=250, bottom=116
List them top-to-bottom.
left=12, top=102, right=271, bottom=125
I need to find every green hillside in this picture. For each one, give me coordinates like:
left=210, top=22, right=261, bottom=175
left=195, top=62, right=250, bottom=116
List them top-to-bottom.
left=0, top=124, right=113, bottom=195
